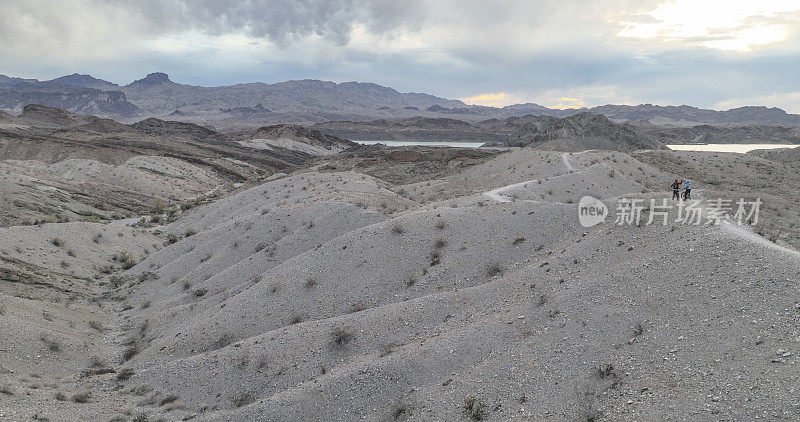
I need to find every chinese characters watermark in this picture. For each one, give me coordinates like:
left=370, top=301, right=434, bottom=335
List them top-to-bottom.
left=578, top=196, right=761, bottom=228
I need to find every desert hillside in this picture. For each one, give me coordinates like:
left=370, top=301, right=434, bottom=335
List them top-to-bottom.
left=2, top=109, right=800, bottom=421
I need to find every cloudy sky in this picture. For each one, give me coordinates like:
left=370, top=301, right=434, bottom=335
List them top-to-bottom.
left=1, top=0, right=799, bottom=111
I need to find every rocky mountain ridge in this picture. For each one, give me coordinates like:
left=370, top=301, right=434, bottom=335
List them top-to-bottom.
left=2, top=72, right=800, bottom=127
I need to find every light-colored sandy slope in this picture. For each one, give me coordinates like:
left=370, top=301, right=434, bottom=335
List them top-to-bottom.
left=240, top=138, right=349, bottom=156
left=7, top=146, right=798, bottom=421
left=88, top=146, right=800, bottom=421
left=399, top=148, right=671, bottom=207
left=0, top=155, right=223, bottom=226
left=6, top=156, right=220, bottom=200
left=119, top=190, right=800, bottom=421
left=0, top=223, right=161, bottom=421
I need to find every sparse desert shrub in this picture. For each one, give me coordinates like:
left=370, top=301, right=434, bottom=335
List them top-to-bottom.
left=151, top=199, right=166, bottom=214
left=435, top=220, right=446, bottom=230
left=391, top=223, right=404, bottom=235
left=184, top=228, right=197, bottom=237
left=167, top=234, right=179, bottom=244
left=51, top=237, right=65, bottom=247
left=512, top=237, right=525, bottom=245
left=434, top=238, right=447, bottom=248
left=254, top=243, right=266, bottom=253
left=67, top=249, right=76, bottom=257
left=429, top=250, right=441, bottom=266
left=113, top=251, right=137, bottom=270
left=486, top=263, right=503, bottom=277
left=304, top=276, right=317, bottom=289
left=406, top=276, right=416, bottom=287
left=182, top=281, right=192, bottom=291
left=193, top=288, right=207, bottom=297
left=140, top=301, right=151, bottom=310
left=349, top=302, right=366, bottom=313
left=42, top=310, right=54, bottom=322
left=289, top=315, right=303, bottom=325
left=632, top=322, right=644, bottom=336
left=331, top=327, right=354, bottom=348
left=211, top=333, right=234, bottom=350
left=39, top=334, right=61, bottom=352
left=122, top=345, right=138, bottom=362
left=89, top=355, right=105, bottom=368
left=116, top=367, right=135, bottom=382
left=0, top=384, right=14, bottom=395
left=54, top=391, right=66, bottom=401
left=71, top=391, right=91, bottom=403
left=231, top=392, right=255, bottom=408
left=159, top=394, right=179, bottom=406
left=463, top=395, right=486, bottom=421
left=392, top=404, right=409, bottom=420
left=132, top=412, right=149, bottom=422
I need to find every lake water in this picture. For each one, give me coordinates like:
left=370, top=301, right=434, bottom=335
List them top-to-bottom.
left=353, top=140, right=800, bottom=153
left=354, top=140, right=485, bottom=148
left=667, top=144, right=800, bottom=153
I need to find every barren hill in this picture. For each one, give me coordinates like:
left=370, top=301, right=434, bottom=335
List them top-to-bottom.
left=0, top=107, right=349, bottom=226
left=488, top=112, right=666, bottom=151
left=240, top=124, right=357, bottom=156
left=2, top=125, right=800, bottom=420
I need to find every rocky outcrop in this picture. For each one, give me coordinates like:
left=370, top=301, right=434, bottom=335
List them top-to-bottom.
left=126, top=72, right=172, bottom=87
left=0, top=88, right=139, bottom=116
left=499, top=112, right=666, bottom=151
left=130, top=118, right=228, bottom=143
left=251, top=124, right=356, bottom=149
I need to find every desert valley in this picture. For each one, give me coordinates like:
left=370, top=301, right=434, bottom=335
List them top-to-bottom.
left=0, top=69, right=799, bottom=421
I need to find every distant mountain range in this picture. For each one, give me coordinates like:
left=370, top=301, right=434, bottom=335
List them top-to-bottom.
left=2, top=72, right=800, bottom=127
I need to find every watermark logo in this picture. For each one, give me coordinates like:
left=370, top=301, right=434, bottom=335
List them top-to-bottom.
left=578, top=196, right=608, bottom=227
left=578, top=196, right=762, bottom=227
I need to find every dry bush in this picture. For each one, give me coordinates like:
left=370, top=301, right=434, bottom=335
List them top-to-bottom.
left=486, top=263, right=503, bottom=277
left=331, top=327, right=354, bottom=348
left=39, top=334, right=61, bottom=352
left=122, top=345, right=139, bottom=362
left=116, top=368, right=135, bottom=382
left=0, top=384, right=14, bottom=396
left=71, top=391, right=91, bottom=403
left=231, top=392, right=256, bottom=408
left=159, top=394, right=179, bottom=406
left=463, top=395, right=487, bottom=420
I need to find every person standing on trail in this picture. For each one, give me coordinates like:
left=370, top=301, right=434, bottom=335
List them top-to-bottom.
left=671, top=178, right=682, bottom=200
left=683, top=178, right=692, bottom=200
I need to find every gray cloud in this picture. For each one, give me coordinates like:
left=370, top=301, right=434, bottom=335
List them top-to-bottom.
left=1, top=0, right=799, bottom=111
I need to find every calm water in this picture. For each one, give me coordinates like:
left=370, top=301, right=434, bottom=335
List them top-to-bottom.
left=354, top=140, right=485, bottom=148
left=354, top=141, right=800, bottom=152
left=667, top=144, right=800, bottom=153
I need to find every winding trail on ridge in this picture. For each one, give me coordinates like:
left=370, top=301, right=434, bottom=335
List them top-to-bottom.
left=484, top=150, right=595, bottom=203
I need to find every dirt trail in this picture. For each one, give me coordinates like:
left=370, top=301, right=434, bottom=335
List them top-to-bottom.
left=485, top=150, right=595, bottom=203
left=560, top=150, right=596, bottom=171
left=721, top=220, right=800, bottom=257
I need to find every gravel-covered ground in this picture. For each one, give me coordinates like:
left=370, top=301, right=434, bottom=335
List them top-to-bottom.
left=2, top=146, right=800, bottom=421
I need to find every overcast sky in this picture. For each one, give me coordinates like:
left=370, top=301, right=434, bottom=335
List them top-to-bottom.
left=1, top=0, right=799, bottom=111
